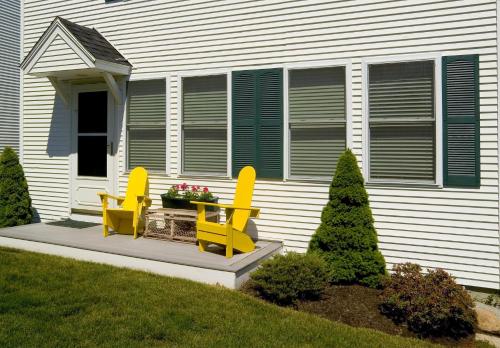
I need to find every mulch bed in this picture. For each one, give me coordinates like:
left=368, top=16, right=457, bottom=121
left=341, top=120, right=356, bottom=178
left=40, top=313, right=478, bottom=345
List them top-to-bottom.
left=241, top=283, right=486, bottom=348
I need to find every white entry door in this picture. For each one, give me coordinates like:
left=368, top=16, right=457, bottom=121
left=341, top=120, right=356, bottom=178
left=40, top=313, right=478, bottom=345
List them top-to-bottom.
left=71, top=86, right=116, bottom=212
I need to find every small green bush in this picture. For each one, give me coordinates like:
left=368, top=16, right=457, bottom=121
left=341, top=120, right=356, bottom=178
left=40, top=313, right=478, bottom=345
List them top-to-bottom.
left=0, top=147, right=33, bottom=227
left=308, top=149, right=386, bottom=288
left=250, top=252, right=329, bottom=305
left=380, top=263, right=476, bottom=338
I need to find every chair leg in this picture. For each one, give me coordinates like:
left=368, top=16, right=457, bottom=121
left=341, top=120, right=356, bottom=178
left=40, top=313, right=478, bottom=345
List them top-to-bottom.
left=226, top=223, right=233, bottom=258
left=103, top=224, right=109, bottom=237
left=133, top=225, right=138, bottom=239
left=198, top=240, right=207, bottom=252
left=225, top=245, right=233, bottom=258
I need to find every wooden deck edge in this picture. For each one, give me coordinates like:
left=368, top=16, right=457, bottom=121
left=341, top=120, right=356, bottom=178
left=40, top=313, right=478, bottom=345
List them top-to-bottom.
left=0, top=236, right=238, bottom=288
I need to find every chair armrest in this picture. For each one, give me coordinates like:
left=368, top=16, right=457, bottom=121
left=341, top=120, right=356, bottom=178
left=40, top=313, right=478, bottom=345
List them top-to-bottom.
left=98, top=192, right=125, bottom=204
left=137, top=195, right=152, bottom=207
left=190, top=201, right=260, bottom=218
left=190, top=201, right=221, bottom=208
left=248, top=207, right=260, bottom=218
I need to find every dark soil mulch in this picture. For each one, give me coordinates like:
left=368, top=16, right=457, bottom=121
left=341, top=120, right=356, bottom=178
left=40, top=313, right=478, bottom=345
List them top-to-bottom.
left=241, top=283, right=488, bottom=348
left=297, top=285, right=409, bottom=336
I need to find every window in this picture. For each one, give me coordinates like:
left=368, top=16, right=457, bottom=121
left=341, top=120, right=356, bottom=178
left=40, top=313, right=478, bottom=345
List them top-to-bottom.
left=368, top=61, right=435, bottom=183
left=288, top=67, right=346, bottom=178
left=232, top=69, right=283, bottom=179
left=182, top=75, right=227, bottom=175
left=127, top=79, right=166, bottom=172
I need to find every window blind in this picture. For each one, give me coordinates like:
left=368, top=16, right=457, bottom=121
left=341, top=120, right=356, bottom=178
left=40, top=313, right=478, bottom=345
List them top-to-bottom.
left=368, top=61, right=435, bottom=182
left=289, top=67, right=346, bottom=178
left=182, top=75, right=227, bottom=174
left=127, top=79, right=166, bottom=172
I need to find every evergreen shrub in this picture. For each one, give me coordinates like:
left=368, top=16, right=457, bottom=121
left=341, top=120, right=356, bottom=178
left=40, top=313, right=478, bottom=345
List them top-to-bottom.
left=0, top=147, right=33, bottom=227
left=308, top=149, right=386, bottom=288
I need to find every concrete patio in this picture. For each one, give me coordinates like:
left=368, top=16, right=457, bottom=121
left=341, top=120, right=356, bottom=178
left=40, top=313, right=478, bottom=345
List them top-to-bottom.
left=0, top=223, right=282, bottom=289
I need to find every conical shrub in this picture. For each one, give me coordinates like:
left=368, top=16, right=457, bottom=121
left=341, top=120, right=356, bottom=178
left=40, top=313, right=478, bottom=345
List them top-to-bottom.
left=0, top=147, right=33, bottom=227
left=308, top=149, right=386, bottom=287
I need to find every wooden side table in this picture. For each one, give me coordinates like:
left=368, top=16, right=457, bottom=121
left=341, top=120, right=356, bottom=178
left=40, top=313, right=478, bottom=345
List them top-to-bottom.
left=144, top=208, right=219, bottom=243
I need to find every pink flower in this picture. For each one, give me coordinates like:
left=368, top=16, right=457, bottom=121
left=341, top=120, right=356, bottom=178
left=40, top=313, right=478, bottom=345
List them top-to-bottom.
left=180, top=182, right=188, bottom=190
left=175, top=184, right=180, bottom=190
left=191, top=185, right=199, bottom=192
left=203, top=187, right=209, bottom=193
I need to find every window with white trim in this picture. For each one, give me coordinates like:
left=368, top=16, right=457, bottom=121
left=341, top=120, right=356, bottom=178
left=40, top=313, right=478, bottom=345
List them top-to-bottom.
left=368, top=61, right=435, bottom=182
left=288, top=67, right=346, bottom=178
left=182, top=75, right=227, bottom=174
left=127, top=79, right=166, bottom=172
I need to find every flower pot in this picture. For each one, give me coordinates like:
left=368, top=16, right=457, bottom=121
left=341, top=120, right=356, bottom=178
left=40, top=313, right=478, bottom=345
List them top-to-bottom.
left=160, top=195, right=219, bottom=212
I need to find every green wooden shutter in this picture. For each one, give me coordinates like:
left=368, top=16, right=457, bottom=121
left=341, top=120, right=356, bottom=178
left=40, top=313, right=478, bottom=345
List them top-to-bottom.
left=442, top=55, right=480, bottom=188
left=232, top=69, right=283, bottom=178
left=257, top=69, right=283, bottom=178
left=232, top=71, right=257, bottom=176
left=182, top=75, right=227, bottom=174
left=127, top=79, right=166, bottom=172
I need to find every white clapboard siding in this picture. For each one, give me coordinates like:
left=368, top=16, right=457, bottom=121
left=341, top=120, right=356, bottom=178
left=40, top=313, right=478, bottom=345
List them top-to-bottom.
left=0, top=0, right=20, bottom=152
left=23, top=0, right=499, bottom=289
left=30, top=35, right=89, bottom=74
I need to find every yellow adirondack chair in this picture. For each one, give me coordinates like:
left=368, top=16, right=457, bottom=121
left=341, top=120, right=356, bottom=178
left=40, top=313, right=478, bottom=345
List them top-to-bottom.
left=191, top=166, right=260, bottom=258
left=98, top=167, right=152, bottom=239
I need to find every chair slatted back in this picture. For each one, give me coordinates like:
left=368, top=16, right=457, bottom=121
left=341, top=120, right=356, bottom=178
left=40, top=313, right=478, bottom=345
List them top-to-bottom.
left=232, top=166, right=256, bottom=232
left=122, top=167, right=149, bottom=210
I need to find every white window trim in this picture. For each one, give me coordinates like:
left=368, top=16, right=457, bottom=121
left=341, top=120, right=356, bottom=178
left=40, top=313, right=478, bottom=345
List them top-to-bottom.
left=19, top=0, right=24, bottom=165
left=361, top=53, right=443, bottom=187
left=284, top=59, right=353, bottom=181
left=176, top=69, right=231, bottom=178
left=124, top=73, right=170, bottom=175
left=166, top=74, right=171, bottom=176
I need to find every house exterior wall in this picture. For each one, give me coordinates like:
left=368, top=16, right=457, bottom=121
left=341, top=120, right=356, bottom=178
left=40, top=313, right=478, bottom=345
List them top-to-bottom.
left=0, top=0, right=21, bottom=153
left=23, top=0, right=499, bottom=289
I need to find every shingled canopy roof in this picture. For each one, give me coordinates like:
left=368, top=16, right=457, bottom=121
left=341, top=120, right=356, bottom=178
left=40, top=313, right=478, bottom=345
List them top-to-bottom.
left=21, top=16, right=131, bottom=76
left=21, top=17, right=132, bottom=104
left=56, top=17, right=131, bottom=67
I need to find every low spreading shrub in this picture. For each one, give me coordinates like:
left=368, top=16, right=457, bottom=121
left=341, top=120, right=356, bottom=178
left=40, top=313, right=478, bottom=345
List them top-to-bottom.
left=250, top=252, right=329, bottom=305
left=380, top=263, right=476, bottom=338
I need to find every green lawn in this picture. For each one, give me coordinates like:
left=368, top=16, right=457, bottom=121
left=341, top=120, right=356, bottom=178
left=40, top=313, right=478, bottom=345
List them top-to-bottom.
left=0, top=247, right=441, bottom=348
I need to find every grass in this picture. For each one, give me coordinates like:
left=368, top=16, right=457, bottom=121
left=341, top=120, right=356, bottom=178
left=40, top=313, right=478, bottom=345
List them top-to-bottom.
left=0, top=247, right=444, bottom=347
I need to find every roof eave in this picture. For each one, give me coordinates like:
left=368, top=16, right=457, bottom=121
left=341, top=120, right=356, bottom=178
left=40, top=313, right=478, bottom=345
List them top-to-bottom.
left=95, top=59, right=132, bottom=75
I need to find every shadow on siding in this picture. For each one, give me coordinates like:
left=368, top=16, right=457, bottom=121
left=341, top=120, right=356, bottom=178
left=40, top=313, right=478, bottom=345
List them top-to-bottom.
left=47, top=95, right=71, bottom=158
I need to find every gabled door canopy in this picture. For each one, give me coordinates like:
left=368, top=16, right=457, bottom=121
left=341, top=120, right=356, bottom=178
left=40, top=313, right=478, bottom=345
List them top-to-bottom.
left=21, top=17, right=132, bottom=105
